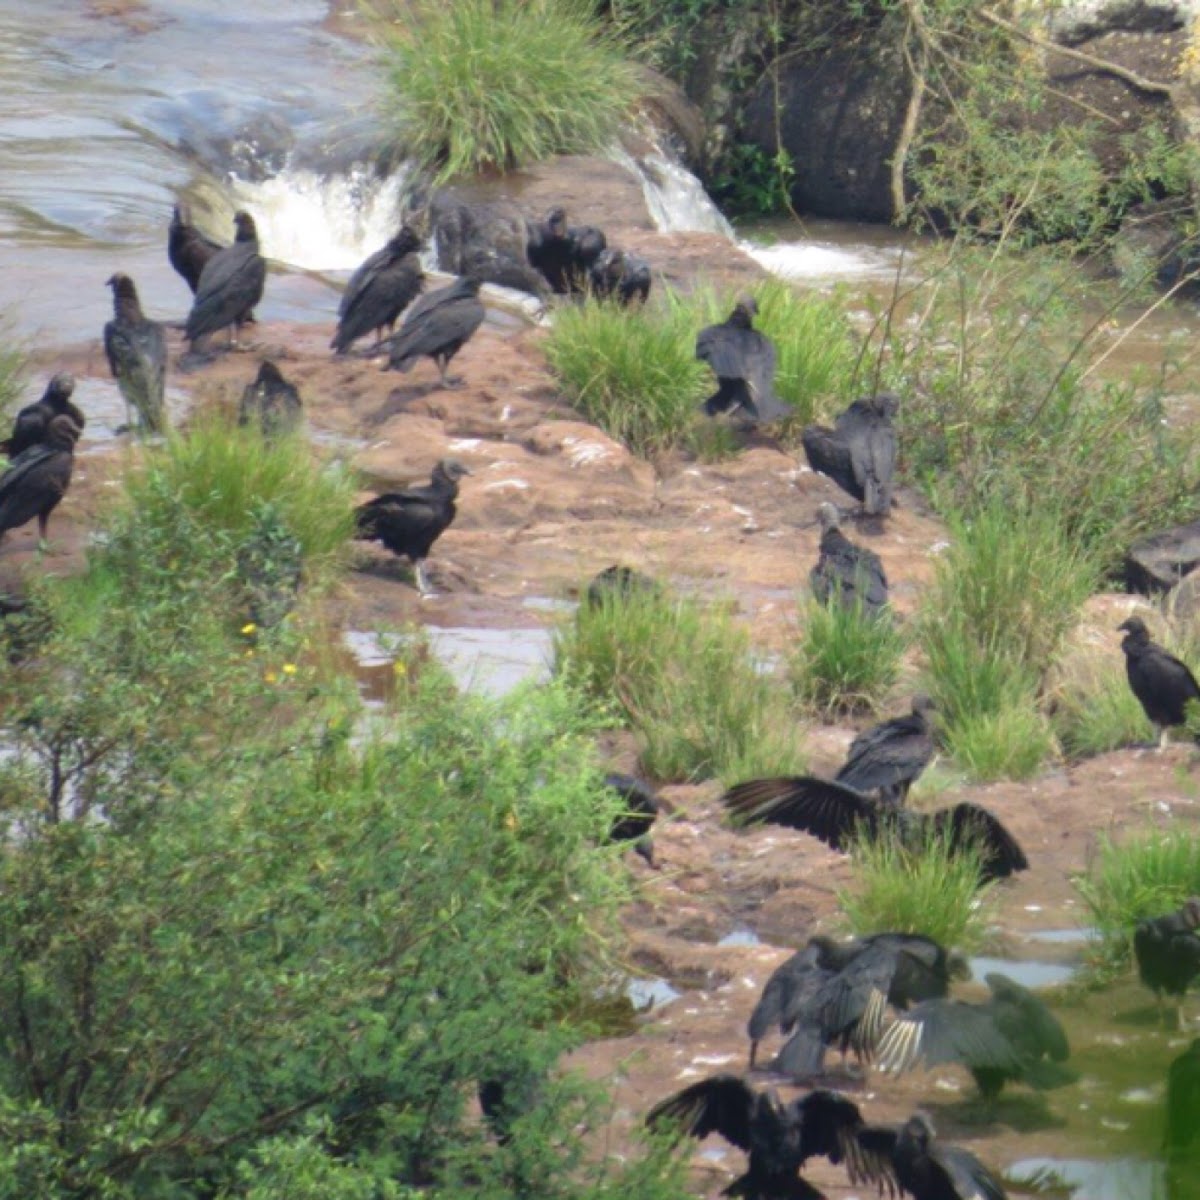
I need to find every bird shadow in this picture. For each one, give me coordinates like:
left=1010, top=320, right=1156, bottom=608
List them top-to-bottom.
left=371, top=384, right=449, bottom=425
left=351, top=553, right=419, bottom=589
left=1112, top=1001, right=1176, bottom=1029
left=922, top=1092, right=1066, bottom=1133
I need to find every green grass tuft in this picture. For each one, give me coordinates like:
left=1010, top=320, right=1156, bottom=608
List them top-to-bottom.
left=369, top=0, right=643, bottom=181
left=543, top=284, right=860, bottom=458
left=554, top=585, right=805, bottom=783
left=789, top=596, right=906, bottom=716
left=1050, top=649, right=1153, bottom=758
left=941, top=699, right=1056, bottom=783
left=838, top=825, right=993, bottom=951
left=1074, top=830, right=1200, bottom=968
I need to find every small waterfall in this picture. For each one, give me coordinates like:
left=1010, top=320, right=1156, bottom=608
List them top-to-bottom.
left=610, top=143, right=734, bottom=238
left=229, top=161, right=419, bottom=272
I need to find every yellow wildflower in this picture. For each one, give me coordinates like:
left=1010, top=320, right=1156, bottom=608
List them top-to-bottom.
left=241, top=622, right=257, bottom=636
left=282, top=663, right=298, bottom=676
left=264, top=670, right=278, bottom=684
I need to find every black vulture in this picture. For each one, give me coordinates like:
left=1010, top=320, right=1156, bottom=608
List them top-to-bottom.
left=168, top=200, right=223, bottom=294
left=526, top=207, right=607, bottom=295
left=184, top=210, right=266, bottom=351
left=331, top=227, right=424, bottom=355
left=588, top=247, right=651, bottom=305
left=104, top=273, right=167, bottom=434
left=384, top=276, right=485, bottom=388
left=696, top=296, right=788, bottom=423
left=238, top=361, right=302, bottom=437
left=1, top=373, right=84, bottom=458
left=802, top=394, right=899, bottom=516
left=0, top=413, right=81, bottom=544
left=355, top=457, right=471, bottom=595
left=810, top=502, right=888, bottom=617
left=585, top=564, right=662, bottom=609
left=1118, top=617, right=1200, bottom=750
left=836, top=695, right=937, bottom=805
left=603, top=771, right=660, bottom=866
left=722, top=777, right=1027, bottom=885
left=1134, top=896, right=1200, bottom=1027
left=760, top=934, right=967, bottom=1078
left=875, top=972, right=1075, bottom=1101
left=1167, top=1038, right=1200, bottom=1157
left=477, top=1067, right=545, bottom=1147
left=646, top=1074, right=878, bottom=1200
left=850, top=1113, right=1008, bottom=1200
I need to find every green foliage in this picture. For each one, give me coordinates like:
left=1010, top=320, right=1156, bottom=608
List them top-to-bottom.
left=370, top=0, right=643, bottom=181
left=710, top=142, right=796, bottom=218
left=867, top=248, right=1200, bottom=571
left=543, top=283, right=858, bottom=456
left=543, top=295, right=709, bottom=457
left=0, top=336, right=25, bottom=425
left=113, top=410, right=355, bottom=594
left=917, top=499, right=1094, bottom=780
left=554, top=585, right=806, bottom=783
left=789, top=596, right=906, bottom=716
left=1051, top=650, right=1153, bottom=759
left=838, top=825, right=993, bottom=951
left=1074, top=830, right=1200, bottom=968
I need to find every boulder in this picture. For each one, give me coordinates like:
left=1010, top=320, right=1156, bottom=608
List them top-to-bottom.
left=1049, top=0, right=1200, bottom=45
left=425, top=191, right=547, bottom=296
left=1111, top=199, right=1200, bottom=295
left=1126, top=519, right=1200, bottom=593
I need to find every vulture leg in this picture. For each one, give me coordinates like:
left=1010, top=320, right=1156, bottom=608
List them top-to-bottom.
left=414, top=559, right=432, bottom=597
left=1158, top=724, right=1171, bottom=752
left=634, top=836, right=657, bottom=868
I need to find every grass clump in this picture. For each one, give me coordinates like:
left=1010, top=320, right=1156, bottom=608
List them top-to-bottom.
left=369, top=0, right=642, bottom=181
left=543, top=283, right=859, bottom=458
left=543, top=296, right=708, bottom=457
left=917, top=498, right=1096, bottom=780
left=555, top=585, right=805, bottom=783
left=789, top=596, right=906, bottom=716
left=1050, top=650, right=1153, bottom=758
left=838, top=826, right=993, bottom=951
left=1075, top=830, right=1200, bottom=968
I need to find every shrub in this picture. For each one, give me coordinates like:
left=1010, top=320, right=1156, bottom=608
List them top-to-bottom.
left=369, top=0, right=643, bottom=181
left=867, top=248, right=1200, bottom=571
left=555, top=585, right=806, bottom=783
left=789, top=596, right=906, bottom=716
left=1050, top=650, right=1153, bottom=759
left=942, top=699, right=1056, bottom=783
left=838, top=826, right=993, bottom=951
left=1074, top=830, right=1200, bottom=969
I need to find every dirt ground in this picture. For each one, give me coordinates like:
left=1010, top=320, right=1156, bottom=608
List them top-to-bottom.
left=7, top=213, right=1199, bottom=1197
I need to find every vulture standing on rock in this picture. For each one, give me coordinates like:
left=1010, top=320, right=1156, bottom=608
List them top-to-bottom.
left=168, top=201, right=223, bottom=295
left=526, top=207, right=607, bottom=295
left=184, top=210, right=266, bottom=352
left=331, top=226, right=424, bottom=354
left=588, top=247, right=651, bottom=305
left=104, top=272, right=167, bottom=434
left=385, top=276, right=485, bottom=388
left=696, top=296, right=787, bottom=423
left=238, top=361, right=302, bottom=436
left=1, top=373, right=84, bottom=458
left=802, top=394, right=899, bottom=516
left=0, top=414, right=81, bottom=545
left=355, top=458, right=471, bottom=595
left=810, top=502, right=888, bottom=617
left=1117, top=616, right=1200, bottom=749
left=836, top=695, right=937, bottom=805
left=722, top=776, right=1027, bottom=885
left=1134, top=896, right=1200, bottom=1028
left=751, top=933, right=967, bottom=1078
left=875, top=972, right=1075, bottom=1101
left=647, top=1074, right=879, bottom=1200
left=850, top=1113, right=1008, bottom=1200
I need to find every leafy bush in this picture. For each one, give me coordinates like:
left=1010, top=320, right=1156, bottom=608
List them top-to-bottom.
left=370, top=0, right=643, bottom=181
left=868, top=249, right=1200, bottom=570
left=555, top=585, right=806, bottom=783
left=789, top=596, right=906, bottom=716
left=838, top=826, right=993, bottom=951
left=1075, top=830, right=1200, bottom=968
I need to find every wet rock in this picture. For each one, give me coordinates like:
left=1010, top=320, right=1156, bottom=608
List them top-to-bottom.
left=1049, top=0, right=1199, bottom=45
left=425, top=191, right=548, bottom=296
left=1111, top=199, right=1200, bottom=296
left=1126, top=518, right=1200, bottom=593
left=1166, top=570, right=1200, bottom=623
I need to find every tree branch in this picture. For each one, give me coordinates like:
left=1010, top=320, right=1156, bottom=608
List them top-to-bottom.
left=978, top=7, right=1174, bottom=98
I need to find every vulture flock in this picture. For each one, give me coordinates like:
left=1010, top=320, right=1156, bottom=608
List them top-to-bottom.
left=5, top=189, right=1199, bottom=1199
